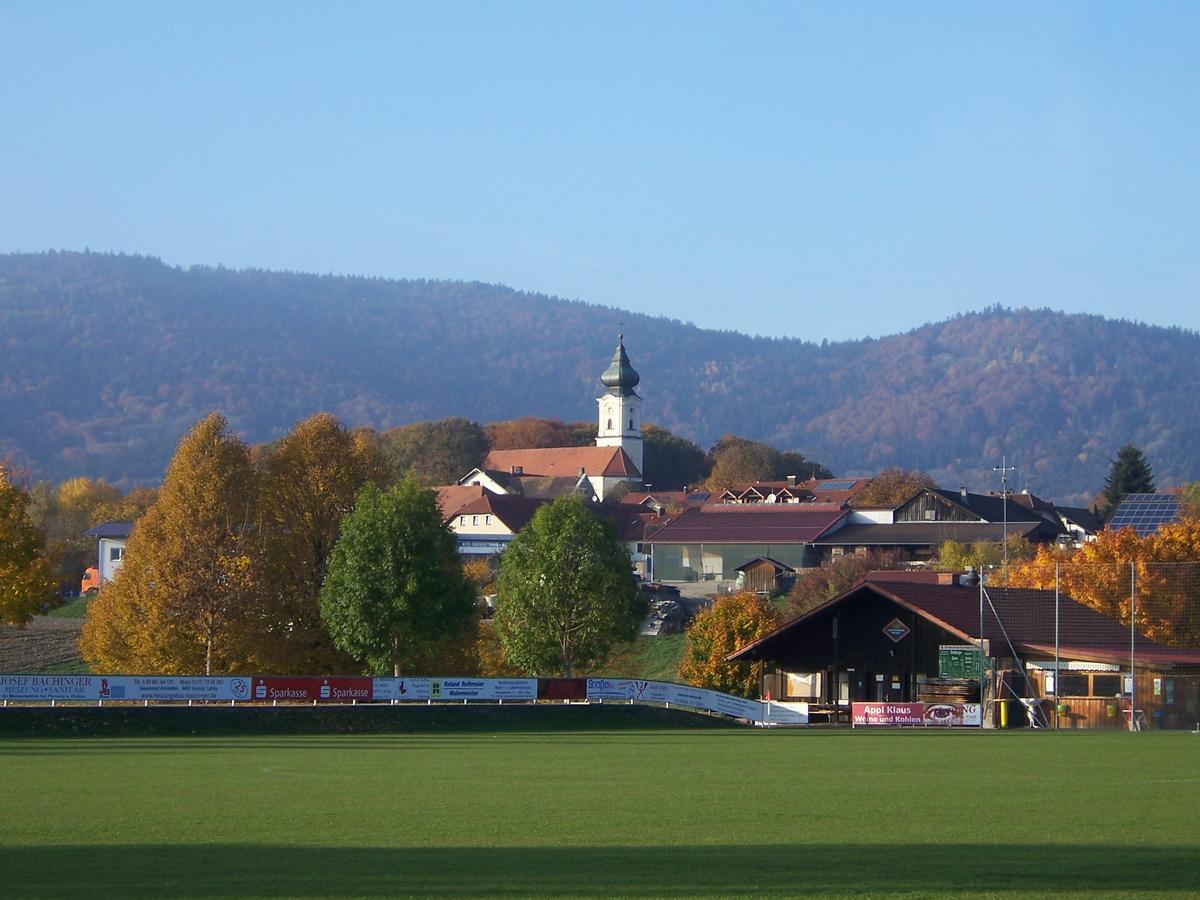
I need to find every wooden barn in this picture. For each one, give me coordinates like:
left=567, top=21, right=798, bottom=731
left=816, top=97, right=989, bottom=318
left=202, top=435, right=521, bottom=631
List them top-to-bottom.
left=735, top=557, right=796, bottom=595
left=729, top=572, right=1200, bottom=729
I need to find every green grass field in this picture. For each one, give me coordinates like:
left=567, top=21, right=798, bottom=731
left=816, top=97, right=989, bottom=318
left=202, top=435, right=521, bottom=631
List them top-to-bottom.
left=46, top=595, right=92, bottom=618
left=2, top=726, right=1198, bottom=898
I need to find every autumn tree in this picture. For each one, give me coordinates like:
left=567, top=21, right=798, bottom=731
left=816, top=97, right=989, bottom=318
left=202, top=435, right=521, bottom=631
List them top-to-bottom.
left=254, top=413, right=389, bottom=672
left=80, top=414, right=259, bottom=674
left=380, top=417, right=489, bottom=485
left=485, top=417, right=594, bottom=451
left=641, top=423, right=709, bottom=490
left=703, top=435, right=829, bottom=491
left=1098, top=444, right=1155, bottom=520
left=0, top=465, right=55, bottom=625
left=851, top=468, right=936, bottom=508
left=28, top=476, right=123, bottom=593
left=319, top=478, right=477, bottom=675
left=1180, top=482, right=1200, bottom=519
left=91, top=486, right=158, bottom=526
left=494, top=496, right=643, bottom=676
left=1008, top=519, right=1200, bottom=647
left=929, top=536, right=1034, bottom=580
left=786, top=552, right=904, bottom=620
left=678, top=591, right=781, bottom=697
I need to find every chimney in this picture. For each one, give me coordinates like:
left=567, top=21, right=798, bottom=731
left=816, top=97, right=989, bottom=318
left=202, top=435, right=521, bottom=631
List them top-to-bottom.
left=512, top=465, right=523, bottom=476
left=579, top=467, right=586, bottom=476
left=787, top=474, right=797, bottom=487
left=960, top=486, right=968, bottom=501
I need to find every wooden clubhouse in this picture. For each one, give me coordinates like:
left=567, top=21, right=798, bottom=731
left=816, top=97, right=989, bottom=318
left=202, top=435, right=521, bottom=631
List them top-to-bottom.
left=729, top=572, right=1200, bottom=729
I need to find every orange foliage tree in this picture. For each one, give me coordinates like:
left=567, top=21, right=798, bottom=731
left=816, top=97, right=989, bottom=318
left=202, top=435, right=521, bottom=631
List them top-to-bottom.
left=1008, top=518, right=1200, bottom=646
left=677, top=591, right=781, bottom=697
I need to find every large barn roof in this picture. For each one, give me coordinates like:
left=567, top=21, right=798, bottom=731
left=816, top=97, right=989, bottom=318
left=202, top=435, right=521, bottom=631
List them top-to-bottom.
left=644, top=504, right=847, bottom=545
left=729, top=573, right=1200, bottom=669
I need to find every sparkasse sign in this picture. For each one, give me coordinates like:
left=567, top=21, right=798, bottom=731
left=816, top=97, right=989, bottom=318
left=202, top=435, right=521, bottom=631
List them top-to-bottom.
left=251, top=677, right=372, bottom=702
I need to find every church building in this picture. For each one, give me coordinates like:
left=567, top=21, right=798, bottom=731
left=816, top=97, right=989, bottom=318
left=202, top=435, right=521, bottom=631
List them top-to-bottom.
left=457, top=336, right=645, bottom=501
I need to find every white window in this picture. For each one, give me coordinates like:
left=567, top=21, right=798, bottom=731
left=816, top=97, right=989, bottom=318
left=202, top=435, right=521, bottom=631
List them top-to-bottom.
left=607, top=418, right=613, bottom=430
left=628, top=418, right=634, bottom=430
left=485, top=515, right=492, bottom=525
left=459, top=516, right=466, bottom=526
left=472, top=516, right=479, bottom=526
left=109, top=547, right=124, bottom=562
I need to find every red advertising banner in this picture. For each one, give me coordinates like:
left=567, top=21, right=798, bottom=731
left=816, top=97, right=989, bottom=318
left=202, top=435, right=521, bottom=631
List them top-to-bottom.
left=251, top=677, right=372, bottom=703
left=851, top=701, right=982, bottom=727
left=852, top=702, right=925, bottom=726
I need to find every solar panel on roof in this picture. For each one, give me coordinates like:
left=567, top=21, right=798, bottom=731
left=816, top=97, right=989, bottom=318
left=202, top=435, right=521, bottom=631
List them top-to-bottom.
left=814, top=480, right=857, bottom=491
left=1108, top=494, right=1181, bottom=537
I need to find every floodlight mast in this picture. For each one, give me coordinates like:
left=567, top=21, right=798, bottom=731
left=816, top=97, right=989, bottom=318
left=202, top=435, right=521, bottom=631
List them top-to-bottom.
left=993, top=456, right=1017, bottom=583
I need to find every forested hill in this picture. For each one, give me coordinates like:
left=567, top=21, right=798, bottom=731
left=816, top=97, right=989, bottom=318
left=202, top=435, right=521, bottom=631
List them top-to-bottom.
left=2, top=251, right=1198, bottom=503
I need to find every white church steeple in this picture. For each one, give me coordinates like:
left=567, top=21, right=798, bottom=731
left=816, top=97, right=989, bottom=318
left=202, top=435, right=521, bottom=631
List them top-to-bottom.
left=595, top=334, right=643, bottom=476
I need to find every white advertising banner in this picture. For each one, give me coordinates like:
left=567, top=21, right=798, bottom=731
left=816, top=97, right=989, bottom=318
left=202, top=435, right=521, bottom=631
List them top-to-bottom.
left=0, top=674, right=98, bottom=700
left=0, top=675, right=252, bottom=701
left=99, top=676, right=252, bottom=701
left=372, top=678, right=537, bottom=702
left=372, top=678, right=432, bottom=701
left=431, top=678, right=538, bottom=701
left=584, top=678, right=808, bottom=725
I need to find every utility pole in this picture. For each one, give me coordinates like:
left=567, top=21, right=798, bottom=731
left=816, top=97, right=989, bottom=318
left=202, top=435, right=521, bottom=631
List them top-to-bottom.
left=993, top=455, right=1017, bottom=583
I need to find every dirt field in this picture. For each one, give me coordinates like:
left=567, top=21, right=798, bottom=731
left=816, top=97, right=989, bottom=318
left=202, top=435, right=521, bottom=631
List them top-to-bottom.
left=0, top=616, right=83, bottom=673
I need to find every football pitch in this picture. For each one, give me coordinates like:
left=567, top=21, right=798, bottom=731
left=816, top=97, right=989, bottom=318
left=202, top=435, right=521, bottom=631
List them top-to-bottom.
left=2, top=727, right=1198, bottom=898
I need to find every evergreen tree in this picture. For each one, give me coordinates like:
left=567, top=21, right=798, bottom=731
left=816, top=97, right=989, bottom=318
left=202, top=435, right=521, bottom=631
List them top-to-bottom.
left=1100, top=444, right=1155, bottom=520
left=319, top=478, right=476, bottom=676
left=494, top=496, right=643, bottom=676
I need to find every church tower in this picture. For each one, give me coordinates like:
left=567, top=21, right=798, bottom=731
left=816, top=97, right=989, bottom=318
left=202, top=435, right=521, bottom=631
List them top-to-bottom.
left=595, top=334, right=643, bottom=475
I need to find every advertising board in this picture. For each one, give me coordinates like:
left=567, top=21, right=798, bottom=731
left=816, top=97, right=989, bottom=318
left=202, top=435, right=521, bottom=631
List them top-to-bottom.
left=0, top=674, right=252, bottom=701
left=0, top=674, right=99, bottom=700
left=98, top=677, right=252, bottom=701
left=251, top=677, right=372, bottom=702
left=371, top=678, right=432, bottom=701
left=372, top=678, right=538, bottom=701
left=430, top=678, right=537, bottom=701
left=585, top=678, right=801, bottom=724
left=852, top=701, right=982, bottom=727
left=852, top=702, right=926, bottom=726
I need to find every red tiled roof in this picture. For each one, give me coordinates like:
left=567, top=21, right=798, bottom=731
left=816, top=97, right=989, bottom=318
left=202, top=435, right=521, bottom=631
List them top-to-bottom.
left=483, top=446, right=641, bottom=479
left=435, top=484, right=488, bottom=520
left=620, top=491, right=688, bottom=507
left=454, top=493, right=547, bottom=534
left=645, top=504, right=847, bottom=544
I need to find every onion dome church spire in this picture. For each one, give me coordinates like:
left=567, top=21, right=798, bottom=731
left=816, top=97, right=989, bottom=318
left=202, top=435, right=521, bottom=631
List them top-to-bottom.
left=595, top=333, right=644, bottom=476
left=600, top=334, right=641, bottom=396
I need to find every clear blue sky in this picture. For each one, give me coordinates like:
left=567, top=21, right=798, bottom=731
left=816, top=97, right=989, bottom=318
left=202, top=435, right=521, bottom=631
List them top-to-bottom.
left=2, top=2, right=1198, bottom=340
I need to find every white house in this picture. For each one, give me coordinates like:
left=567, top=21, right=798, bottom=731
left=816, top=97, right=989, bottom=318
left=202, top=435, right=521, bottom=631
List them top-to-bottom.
left=85, top=521, right=133, bottom=584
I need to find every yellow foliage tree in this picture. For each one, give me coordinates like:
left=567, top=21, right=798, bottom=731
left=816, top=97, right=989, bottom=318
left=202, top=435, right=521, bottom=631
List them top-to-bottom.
left=254, top=413, right=389, bottom=672
left=81, top=414, right=259, bottom=674
left=0, top=465, right=55, bottom=625
left=678, top=591, right=781, bottom=698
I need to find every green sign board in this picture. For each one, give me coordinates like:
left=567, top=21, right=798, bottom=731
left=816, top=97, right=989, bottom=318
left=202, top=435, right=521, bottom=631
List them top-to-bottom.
left=939, top=645, right=988, bottom=680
